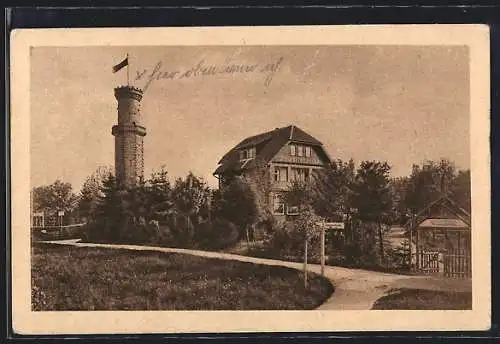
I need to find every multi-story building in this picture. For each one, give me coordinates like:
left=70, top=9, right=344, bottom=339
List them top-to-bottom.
left=213, top=125, right=332, bottom=221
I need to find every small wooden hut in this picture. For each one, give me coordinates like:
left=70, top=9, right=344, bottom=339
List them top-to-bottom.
left=407, top=194, right=471, bottom=278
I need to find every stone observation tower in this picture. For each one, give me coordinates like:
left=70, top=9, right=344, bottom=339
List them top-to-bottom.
left=112, top=86, right=146, bottom=187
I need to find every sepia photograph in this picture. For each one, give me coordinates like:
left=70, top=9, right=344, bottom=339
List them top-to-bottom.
left=10, top=25, right=490, bottom=334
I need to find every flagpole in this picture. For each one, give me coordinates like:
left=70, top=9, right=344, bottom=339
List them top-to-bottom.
left=127, top=53, right=130, bottom=86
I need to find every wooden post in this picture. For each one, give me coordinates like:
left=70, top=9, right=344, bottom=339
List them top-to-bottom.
left=126, top=52, right=130, bottom=85
left=207, top=193, right=211, bottom=227
left=409, top=219, right=413, bottom=271
left=321, top=226, right=325, bottom=276
left=415, top=228, right=419, bottom=271
left=457, top=230, right=462, bottom=277
left=304, top=235, right=308, bottom=288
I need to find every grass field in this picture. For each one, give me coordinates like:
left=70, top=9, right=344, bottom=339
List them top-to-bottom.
left=32, top=243, right=334, bottom=311
left=371, top=288, right=472, bottom=310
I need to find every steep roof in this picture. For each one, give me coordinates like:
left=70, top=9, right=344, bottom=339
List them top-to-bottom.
left=214, top=125, right=328, bottom=176
left=404, top=193, right=471, bottom=231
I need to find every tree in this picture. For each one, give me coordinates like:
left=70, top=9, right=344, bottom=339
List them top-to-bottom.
left=311, top=158, right=355, bottom=220
left=404, top=159, right=456, bottom=214
left=350, top=161, right=393, bottom=265
left=146, top=165, right=174, bottom=221
left=78, top=166, right=113, bottom=222
left=84, top=168, right=172, bottom=244
left=450, top=169, right=471, bottom=213
left=170, top=172, right=211, bottom=246
left=89, top=173, right=128, bottom=242
left=390, top=176, right=411, bottom=226
left=215, top=177, right=259, bottom=243
left=32, top=180, right=78, bottom=216
left=283, top=180, right=321, bottom=288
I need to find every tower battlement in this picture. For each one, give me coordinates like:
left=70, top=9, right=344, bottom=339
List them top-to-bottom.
left=114, top=86, right=144, bottom=102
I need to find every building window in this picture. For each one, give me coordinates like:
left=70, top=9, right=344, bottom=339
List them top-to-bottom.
left=290, top=144, right=296, bottom=156
left=297, top=145, right=304, bottom=157
left=305, top=146, right=311, bottom=157
left=240, top=147, right=256, bottom=160
left=249, top=147, right=256, bottom=158
left=239, top=150, right=247, bottom=160
left=274, top=166, right=288, bottom=182
left=279, top=167, right=288, bottom=182
left=291, top=168, right=309, bottom=182
left=273, top=193, right=285, bottom=215
left=287, top=205, right=299, bottom=215
left=32, top=214, right=44, bottom=227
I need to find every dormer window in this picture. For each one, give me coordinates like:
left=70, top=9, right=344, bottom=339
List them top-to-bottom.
left=290, top=144, right=312, bottom=158
left=297, top=145, right=304, bottom=157
left=305, top=146, right=311, bottom=157
left=239, top=147, right=256, bottom=160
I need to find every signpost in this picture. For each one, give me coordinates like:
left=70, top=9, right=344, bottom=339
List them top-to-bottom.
left=57, top=210, right=65, bottom=227
left=316, top=221, right=345, bottom=276
left=320, top=225, right=325, bottom=276
left=303, top=235, right=308, bottom=288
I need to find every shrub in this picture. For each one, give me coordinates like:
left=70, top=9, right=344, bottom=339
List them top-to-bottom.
left=213, top=177, right=260, bottom=241
left=167, top=214, right=198, bottom=248
left=195, top=218, right=239, bottom=250
left=119, top=219, right=159, bottom=245
left=81, top=220, right=114, bottom=243
left=265, top=220, right=321, bottom=262
left=341, top=240, right=365, bottom=266
left=385, top=240, right=410, bottom=270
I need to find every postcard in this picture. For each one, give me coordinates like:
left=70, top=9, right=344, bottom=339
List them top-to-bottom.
left=10, top=24, right=491, bottom=334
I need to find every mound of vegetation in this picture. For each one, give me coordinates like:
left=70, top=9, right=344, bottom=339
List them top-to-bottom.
left=32, top=243, right=334, bottom=311
left=371, top=288, right=472, bottom=310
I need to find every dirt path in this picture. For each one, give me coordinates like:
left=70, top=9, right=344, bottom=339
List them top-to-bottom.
left=42, top=240, right=460, bottom=310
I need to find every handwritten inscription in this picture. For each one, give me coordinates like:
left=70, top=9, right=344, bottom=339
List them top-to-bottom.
left=136, top=57, right=284, bottom=91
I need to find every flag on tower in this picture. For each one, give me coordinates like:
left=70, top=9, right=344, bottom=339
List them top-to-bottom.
left=112, top=56, right=129, bottom=73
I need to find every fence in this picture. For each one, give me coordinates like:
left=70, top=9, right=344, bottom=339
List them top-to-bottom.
left=31, top=223, right=87, bottom=241
left=413, top=249, right=471, bottom=279
left=443, top=249, right=472, bottom=278
left=416, top=251, right=441, bottom=275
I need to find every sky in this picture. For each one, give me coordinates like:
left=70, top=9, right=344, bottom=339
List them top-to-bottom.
left=30, top=45, right=470, bottom=191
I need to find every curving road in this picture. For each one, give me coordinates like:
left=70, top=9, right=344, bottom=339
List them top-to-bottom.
left=41, top=240, right=469, bottom=310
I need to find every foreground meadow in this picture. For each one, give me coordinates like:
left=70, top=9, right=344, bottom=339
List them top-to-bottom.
left=31, top=243, right=334, bottom=311
left=371, top=288, right=472, bottom=310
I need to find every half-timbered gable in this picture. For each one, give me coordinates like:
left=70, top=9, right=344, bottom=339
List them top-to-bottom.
left=213, top=125, right=332, bottom=221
